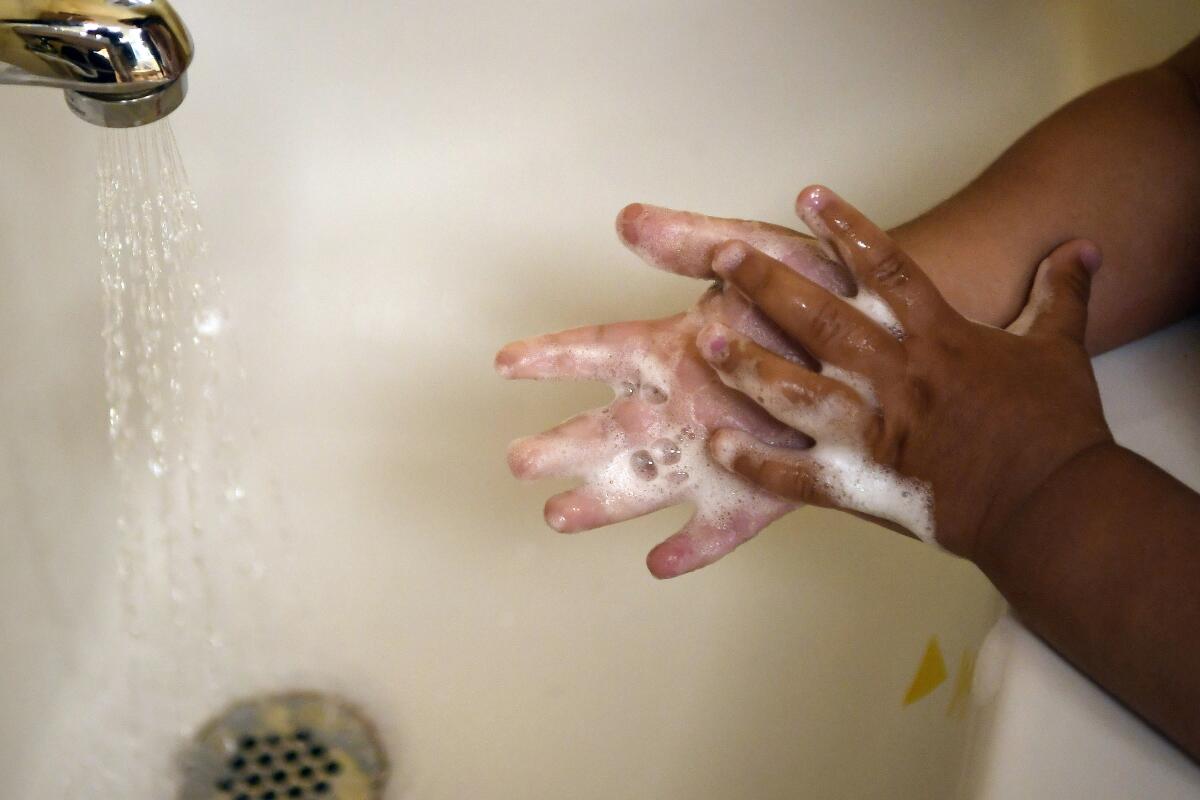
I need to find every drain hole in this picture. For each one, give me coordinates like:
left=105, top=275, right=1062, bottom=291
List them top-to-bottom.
left=186, top=692, right=388, bottom=800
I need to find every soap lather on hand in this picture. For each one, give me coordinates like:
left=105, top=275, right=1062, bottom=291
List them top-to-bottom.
left=495, top=206, right=859, bottom=578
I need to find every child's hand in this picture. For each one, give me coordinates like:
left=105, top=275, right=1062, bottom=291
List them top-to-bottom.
left=696, top=186, right=1113, bottom=559
left=497, top=199, right=879, bottom=578
left=496, top=285, right=807, bottom=578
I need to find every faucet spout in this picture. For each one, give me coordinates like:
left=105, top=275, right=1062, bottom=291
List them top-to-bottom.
left=0, top=0, right=193, bottom=127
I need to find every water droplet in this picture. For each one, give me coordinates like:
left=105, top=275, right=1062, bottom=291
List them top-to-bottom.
left=195, top=308, right=224, bottom=337
left=619, top=381, right=636, bottom=398
left=651, top=438, right=681, bottom=465
left=630, top=449, right=657, bottom=480
left=668, top=469, right=689, bottom=485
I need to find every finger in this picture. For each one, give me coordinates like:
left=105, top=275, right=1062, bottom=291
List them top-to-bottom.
left=795, top=185, right=952, bottom=331
left=616, top=203, right=853, bottom=294
left=1007, top=239, right=1101, bottom=342
left=711, top=240, right=903, bottom=376
left=707, top=283, right=819, bottom=369
left=495, top=321, right=645, bottom=382
left=696, top=323, right=869, bottom=436
left=688, top=372, right=815, bottom=450
left=506, top=409, right=617, bottom=480
left=708, top=429, right=842, bottom=507
left=711, top=429, right=936, bottom=542
left=543, top=484, right=673, bottom=533
left=645, top=503, right=792, bottom=579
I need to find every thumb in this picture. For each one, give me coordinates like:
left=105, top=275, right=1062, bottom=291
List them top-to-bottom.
left=1008, top=239, right=1101, bottom=342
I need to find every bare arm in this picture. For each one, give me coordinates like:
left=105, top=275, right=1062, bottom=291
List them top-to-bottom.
left=893, top=37, right=1200, bottom=353
left=695, top=186, right=1200, bottom=760
left=979, top=442, right=1200, bottom=757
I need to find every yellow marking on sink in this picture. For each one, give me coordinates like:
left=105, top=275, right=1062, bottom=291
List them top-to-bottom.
left=903, top=636, right=947, bottom=706
left=947, top=649, right=977, bottom=719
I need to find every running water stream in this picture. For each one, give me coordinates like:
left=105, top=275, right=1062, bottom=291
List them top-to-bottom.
left=61, top=120, right=307, bottom=798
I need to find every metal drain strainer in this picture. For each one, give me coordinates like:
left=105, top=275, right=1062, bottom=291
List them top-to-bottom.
left=180, top=691, right=388, bottom=800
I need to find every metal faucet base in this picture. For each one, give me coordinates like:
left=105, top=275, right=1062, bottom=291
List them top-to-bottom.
left=66, top=74, right=187, bottom=128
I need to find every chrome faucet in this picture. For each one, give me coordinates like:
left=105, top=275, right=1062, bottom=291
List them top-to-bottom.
left=0, top=0, right=192, bottom=127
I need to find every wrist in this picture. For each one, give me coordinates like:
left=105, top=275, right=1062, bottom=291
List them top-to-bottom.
left=971, top=439, right=1128, bottom=582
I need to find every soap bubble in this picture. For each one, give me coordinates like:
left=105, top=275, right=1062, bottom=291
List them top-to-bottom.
left=651, top=438, right=681, bottom=465
left=630, top=449, right=657, bottom=480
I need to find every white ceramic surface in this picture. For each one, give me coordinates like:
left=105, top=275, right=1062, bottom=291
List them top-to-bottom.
left=0, top=1, right=1197, bottom=798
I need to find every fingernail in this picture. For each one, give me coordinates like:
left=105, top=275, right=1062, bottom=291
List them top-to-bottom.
left=796, top=185, right=832, bottom=216
left=615, top=203, right=647, bottom=247
left=711, top=240, right=749, bottom=277
left=1078, top=242, right=1102, bottom=275
left=697, top=323, right=731, bottom=363
left=707, top=337, right=729, bottom=363
left=494, top=345, right=519, bottom=377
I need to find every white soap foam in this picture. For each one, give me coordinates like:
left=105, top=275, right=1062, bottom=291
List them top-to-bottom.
left=846, top=287, right=904, bottom=339
left=705, top=336, right=935, bottom=542
left=583, top=348, right=783, bottom=529
left=724, top=361, right=858, bottom=439
left=820, top=364, right=878, bottom=408
left=807, top=443, right=934, bottom=542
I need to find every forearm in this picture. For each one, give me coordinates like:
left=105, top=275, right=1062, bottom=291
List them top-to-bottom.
left=893, top=42, right=1200, bottom=353
left=976, top=442, right=1200, bottom=758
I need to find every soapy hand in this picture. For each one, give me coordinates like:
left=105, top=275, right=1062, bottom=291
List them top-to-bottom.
left=695, top=186, right=1113, bottom=559
left=496, top=213, right=860, bottom=577
left=496, top=287, right=802, bottom=578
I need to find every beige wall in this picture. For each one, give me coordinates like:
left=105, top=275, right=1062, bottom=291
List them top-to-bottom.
left=1052, top=0, right=1200, bottom=93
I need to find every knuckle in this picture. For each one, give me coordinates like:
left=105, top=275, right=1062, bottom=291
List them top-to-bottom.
left=871, top=250, right=911, bottom=289
left=743, top=258, right=777, bottom=296
left=806, top=298, right=846, bottom=345
left=923, top=326, right=965, bottom=360
left=758, top=355, right=800, bottom=386
left=905, top=374, right=935, bottom=414
left=779, top=380, right=816, bottom=407
left=761, top=459, right=814, bottom=503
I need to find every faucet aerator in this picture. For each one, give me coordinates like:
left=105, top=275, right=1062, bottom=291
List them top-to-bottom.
left=66, top=74, right=187, bottom=128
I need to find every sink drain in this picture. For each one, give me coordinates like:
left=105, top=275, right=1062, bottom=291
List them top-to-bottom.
left=180, top=691, right=388, bottom=800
